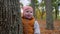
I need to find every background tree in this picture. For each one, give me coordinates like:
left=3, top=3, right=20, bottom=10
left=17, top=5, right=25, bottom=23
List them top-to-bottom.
left=30, top=0, right=41, bottom=19
left=31, top=0, right=35, bottom=18
left=40, top=0, right=45, bottom=19
left=44, top=0, right=54, bottom=30
left=52, top=0, right=59, bottom=19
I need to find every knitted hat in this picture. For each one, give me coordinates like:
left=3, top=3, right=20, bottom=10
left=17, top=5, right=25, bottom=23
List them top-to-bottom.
left=23, top=6, right=33, bottom=12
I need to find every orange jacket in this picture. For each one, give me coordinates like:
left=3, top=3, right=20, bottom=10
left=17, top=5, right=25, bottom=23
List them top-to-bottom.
left=22, top=17, right=35, bottom=34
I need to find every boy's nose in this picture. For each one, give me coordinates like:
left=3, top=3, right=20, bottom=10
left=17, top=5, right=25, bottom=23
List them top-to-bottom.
left=28, top=12, right=31, bottom=14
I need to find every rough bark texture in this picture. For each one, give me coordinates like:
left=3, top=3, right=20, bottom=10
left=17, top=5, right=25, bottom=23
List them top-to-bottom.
left=0, top=0, right=23, bottom=34
left=44, top=0, right=54, bottom=30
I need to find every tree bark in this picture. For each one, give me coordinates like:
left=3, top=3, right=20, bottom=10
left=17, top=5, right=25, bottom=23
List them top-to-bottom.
left=0, top=0, right=23, bottom=34
left=44, top=0, right=54, bottom=30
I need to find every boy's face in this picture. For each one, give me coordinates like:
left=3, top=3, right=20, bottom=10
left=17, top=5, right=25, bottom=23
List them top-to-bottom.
left=23, top=9, right=33, bottom=19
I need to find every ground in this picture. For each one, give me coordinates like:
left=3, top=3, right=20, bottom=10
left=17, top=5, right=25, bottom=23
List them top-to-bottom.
left=37, top=20, right=60, bottom=34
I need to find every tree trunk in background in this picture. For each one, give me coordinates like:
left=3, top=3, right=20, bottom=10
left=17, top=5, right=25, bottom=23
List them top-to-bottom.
left=0, top=0, right=23, bottom=34
left=31, top=0, right=35, bottom=18
left=44, top=0, right=54, bottom=30
left=55, top=3, right=58, bottom=19
left=55, top=7, right=58, bottom=19
left=41, top=8, right=44, bottom=19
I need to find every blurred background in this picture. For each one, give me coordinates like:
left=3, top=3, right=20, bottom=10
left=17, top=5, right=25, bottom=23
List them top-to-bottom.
left=20, top=0, right=60, bottom=34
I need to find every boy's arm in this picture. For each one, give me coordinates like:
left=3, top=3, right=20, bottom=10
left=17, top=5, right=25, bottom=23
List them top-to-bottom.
left=34, top=21, right=40, bottom=34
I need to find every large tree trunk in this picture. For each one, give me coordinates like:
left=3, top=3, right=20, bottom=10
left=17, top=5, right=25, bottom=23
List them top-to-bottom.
left=0, top=0, right=23, bottom=34
left=45, top=0, right=54, bottom=30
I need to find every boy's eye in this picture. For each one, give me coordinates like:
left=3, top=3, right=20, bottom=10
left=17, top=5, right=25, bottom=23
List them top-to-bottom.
left=26, top=11, right=29, bottom=12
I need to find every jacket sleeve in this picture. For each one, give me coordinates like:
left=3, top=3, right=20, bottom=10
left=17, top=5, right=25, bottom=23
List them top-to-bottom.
left=34, top=21, right=40, bottom=34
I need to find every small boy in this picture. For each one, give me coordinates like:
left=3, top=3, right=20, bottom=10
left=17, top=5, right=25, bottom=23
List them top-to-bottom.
left=22, top=6, right=40, bottom=34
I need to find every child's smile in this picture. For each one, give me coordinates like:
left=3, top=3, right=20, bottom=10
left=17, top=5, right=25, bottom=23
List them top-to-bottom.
left=23, top=10, right=33, bottom=19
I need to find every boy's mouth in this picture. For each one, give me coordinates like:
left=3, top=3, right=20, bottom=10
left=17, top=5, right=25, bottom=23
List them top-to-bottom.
left=27, top=15, right=31, bottom=17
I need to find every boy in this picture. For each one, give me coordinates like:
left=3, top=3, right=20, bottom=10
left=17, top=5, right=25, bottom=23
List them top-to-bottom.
left=22, top=6, right=40, bottom=34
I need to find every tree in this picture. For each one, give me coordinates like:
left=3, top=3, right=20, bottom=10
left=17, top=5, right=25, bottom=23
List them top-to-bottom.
left=0, top=0, right=23, bottom=34
left=30, top=0, right=42, bottom=19
left=31, top=0, right=35, bottom=18
left=40, top=0, right=45, bottom=19
left=44, top=0, right=54, bottom=30
left=52, top=0, right=59, bottom=19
